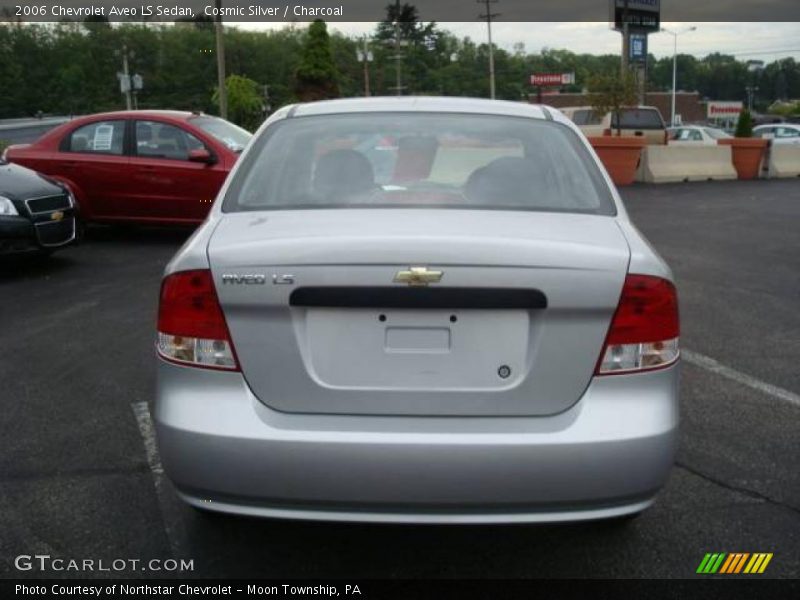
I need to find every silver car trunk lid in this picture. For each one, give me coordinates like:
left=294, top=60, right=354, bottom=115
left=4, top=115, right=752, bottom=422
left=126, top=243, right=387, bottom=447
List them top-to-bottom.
left=208, top=209, right=630, bottom=416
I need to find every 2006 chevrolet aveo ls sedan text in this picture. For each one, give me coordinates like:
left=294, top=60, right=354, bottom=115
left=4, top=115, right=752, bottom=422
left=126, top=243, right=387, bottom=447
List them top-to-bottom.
left=155, top=97, right=679, bottom=524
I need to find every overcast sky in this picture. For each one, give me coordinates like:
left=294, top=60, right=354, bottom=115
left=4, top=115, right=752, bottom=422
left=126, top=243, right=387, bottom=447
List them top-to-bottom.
left=236, top=21, right=800, bottom=62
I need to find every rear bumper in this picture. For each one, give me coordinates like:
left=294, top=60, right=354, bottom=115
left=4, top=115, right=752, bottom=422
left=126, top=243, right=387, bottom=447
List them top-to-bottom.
left=155, top=359, right=679, bottom=523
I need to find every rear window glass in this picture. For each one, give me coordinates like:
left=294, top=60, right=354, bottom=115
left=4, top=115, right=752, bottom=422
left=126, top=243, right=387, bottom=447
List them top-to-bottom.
left=571, top=109, right=601, bottom=125
left=612, top=109, right=664, bottom=129
left=223, top=113, right=615, bottom=216
left=703, top=128, right=726, bottom=140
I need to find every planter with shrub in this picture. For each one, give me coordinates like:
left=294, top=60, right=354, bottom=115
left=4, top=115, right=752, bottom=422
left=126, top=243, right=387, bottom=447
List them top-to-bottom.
left=718, top=109, right=768, bottom=180
left=588, top=136, right=647, bottom=186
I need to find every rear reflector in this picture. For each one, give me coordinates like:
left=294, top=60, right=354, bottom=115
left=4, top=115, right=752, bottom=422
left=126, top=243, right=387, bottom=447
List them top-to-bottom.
left=156, top=269, right=239, bottom=370
left=596, top=274, right=679, bottom=375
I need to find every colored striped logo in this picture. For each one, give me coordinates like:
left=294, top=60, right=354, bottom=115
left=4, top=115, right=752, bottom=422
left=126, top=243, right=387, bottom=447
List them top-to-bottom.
left=696, top=553, right=773, bottom=574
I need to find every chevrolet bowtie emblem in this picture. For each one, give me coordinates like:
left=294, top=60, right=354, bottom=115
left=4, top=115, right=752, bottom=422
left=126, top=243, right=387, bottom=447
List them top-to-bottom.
left=50, top=211, right=64, bottom=222
left=393, top=266, right=443, bottom=286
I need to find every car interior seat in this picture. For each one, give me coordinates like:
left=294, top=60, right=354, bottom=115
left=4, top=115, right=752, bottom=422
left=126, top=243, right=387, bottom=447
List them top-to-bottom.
left=155, top=126, right=185, bottom=159
left=71, top=135, right=89, bottom=152
left=312, top=149, right=376, bottom=203
left=463, top=156, right=551, bottom=207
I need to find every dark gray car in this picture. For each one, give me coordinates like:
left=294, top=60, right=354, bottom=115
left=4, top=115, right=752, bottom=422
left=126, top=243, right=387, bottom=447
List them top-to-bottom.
left=0, top=157, right=76, bottom=256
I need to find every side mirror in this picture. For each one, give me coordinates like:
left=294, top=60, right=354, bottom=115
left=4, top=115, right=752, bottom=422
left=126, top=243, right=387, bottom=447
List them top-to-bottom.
left=188, top=148, right=215, bottom=164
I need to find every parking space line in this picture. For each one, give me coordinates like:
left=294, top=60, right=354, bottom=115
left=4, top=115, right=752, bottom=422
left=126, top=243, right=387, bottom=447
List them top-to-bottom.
left=683, top=349, right=800, bottom=408
left=131, top=401, right=163, bottom=475
left=131, top=401, right=183, bottom=558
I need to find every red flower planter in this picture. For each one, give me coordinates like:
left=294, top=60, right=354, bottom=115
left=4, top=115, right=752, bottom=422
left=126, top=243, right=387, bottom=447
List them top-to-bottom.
left=588, top=136, right=647, bottom=186
left=717, top=138, right=768, bottom=180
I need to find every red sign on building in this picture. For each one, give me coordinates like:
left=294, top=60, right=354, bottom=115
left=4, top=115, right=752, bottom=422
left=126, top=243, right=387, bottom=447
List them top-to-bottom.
left=530, top=73, right=575, bottom=86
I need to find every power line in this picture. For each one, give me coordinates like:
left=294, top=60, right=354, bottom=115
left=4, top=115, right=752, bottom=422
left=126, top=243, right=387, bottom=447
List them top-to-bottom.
left=725, top=47, right=800, bottom=57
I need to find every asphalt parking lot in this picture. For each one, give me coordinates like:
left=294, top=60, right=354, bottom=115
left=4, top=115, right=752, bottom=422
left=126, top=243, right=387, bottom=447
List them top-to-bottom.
left=1, top=179, right=798, bottom=579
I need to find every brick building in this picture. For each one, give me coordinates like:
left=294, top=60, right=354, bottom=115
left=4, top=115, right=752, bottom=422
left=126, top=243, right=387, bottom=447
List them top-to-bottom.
left=531, top=91, right=707, bottom=124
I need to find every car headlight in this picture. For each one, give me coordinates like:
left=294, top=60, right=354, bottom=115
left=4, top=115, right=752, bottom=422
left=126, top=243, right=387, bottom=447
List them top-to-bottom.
left=0, top=196, right=19, bottom=216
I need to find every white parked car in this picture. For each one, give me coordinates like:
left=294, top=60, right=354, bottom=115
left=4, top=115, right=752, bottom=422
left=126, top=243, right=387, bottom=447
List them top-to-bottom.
left=753, top=123, right=800, bottom=145
left=668, top=126, right=732, bottom=146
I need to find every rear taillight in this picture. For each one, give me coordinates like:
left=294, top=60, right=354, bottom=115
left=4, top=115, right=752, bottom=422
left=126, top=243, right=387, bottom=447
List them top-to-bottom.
left=156, top=269, right=239, bottom=371
left=596, top=274, right=679, bottom=375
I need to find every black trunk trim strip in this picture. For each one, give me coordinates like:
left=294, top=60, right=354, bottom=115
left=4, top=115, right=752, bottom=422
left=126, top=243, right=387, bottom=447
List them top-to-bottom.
left=289, top=287, right=547, bottom=310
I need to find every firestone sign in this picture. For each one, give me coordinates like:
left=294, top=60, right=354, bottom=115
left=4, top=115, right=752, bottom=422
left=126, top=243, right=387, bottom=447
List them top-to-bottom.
left=530, top=73, right=575, bottom=86
left=707, top=101, right=743, bottom=119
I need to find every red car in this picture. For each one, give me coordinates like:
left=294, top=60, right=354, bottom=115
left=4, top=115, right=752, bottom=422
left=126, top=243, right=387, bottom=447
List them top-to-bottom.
left=4, top=111, right=251, bottom=226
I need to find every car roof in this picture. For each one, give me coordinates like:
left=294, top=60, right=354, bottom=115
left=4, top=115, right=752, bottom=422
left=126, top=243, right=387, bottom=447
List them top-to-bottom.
left=290, top=96, right=553, bottom=121
left=75, top=110, right=198, bottom=121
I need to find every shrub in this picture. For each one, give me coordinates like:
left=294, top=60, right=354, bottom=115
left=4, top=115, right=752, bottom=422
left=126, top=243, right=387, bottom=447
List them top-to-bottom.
left=735, top=109, right=754, bottom=138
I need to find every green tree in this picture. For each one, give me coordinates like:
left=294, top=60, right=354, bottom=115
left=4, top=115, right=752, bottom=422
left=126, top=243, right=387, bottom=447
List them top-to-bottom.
left=376, top=2, right=428, bottom=43
left=294, top=20, right=339, bottom=101
left=3, top=22, right=800, bottom=119
left=588, top=71, right=638, bottom=135
left=213, top=74, right=263, bottom=131
left=734, top=108, right=754, bottom=138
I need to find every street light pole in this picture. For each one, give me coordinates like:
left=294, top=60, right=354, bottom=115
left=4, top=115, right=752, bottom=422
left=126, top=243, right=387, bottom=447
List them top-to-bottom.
left=661, top=26, right=697, bottom=127
left=671, top=32, right=677, bottom=124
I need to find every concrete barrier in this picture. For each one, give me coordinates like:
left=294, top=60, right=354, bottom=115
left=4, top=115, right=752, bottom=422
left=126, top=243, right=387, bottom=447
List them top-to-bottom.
left=767, top=144, right=800, bottom=178
left=636, top=145, right=738, bottom=184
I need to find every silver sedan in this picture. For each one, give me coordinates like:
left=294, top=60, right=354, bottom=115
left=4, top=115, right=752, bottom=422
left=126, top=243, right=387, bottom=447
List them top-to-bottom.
left=155, top=97, right=680, bottom=524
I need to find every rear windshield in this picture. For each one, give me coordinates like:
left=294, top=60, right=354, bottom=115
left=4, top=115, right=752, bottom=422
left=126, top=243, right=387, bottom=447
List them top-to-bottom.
left=612, top=108, right=665, bottom=129
left=571, top=109, right=601, bottom=125
left=223, top=113, right=615, bottom=215
left=704, top=128, right=731, bottom=140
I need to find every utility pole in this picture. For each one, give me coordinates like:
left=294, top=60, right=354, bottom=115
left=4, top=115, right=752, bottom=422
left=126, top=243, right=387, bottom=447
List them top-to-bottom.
left=214, top=0, right=228, bottom=119
left=390, top=0, right=405, bottom=96
left=478, top=0, right=499, bottom=99
left=620, top=0, right=629, bottom=77
left=356, top=37, right=373, bottom=97
left=121, top=44, right=132, bottom=110
left=116, top=45, right=141, bottom=111
left=745, top=85, right=759, bottom=112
